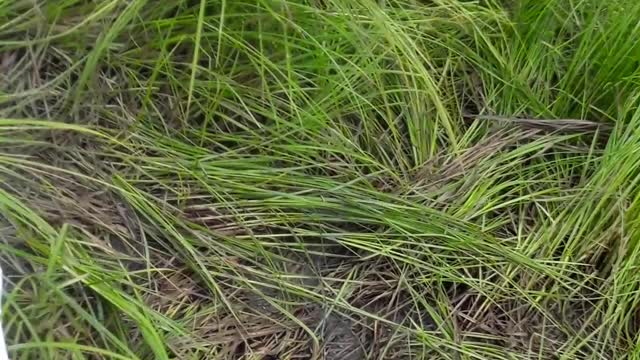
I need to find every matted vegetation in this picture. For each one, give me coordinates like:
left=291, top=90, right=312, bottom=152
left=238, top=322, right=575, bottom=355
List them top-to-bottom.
left=2, top=0, right=640, bottom=359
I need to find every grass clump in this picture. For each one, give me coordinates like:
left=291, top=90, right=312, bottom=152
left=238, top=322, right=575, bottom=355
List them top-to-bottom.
left=1, top=0, right=640, bottom=359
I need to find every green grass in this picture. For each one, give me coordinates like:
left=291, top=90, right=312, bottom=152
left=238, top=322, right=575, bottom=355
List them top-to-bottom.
left=2, top=0, right=640, bottom=359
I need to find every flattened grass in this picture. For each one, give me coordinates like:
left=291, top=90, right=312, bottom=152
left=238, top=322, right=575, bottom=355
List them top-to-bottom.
left=2, top=0, right=640, bottom=359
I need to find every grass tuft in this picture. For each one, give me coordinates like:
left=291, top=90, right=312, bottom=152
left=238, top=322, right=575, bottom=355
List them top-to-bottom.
left=2, top=0, right=640, bottom=359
